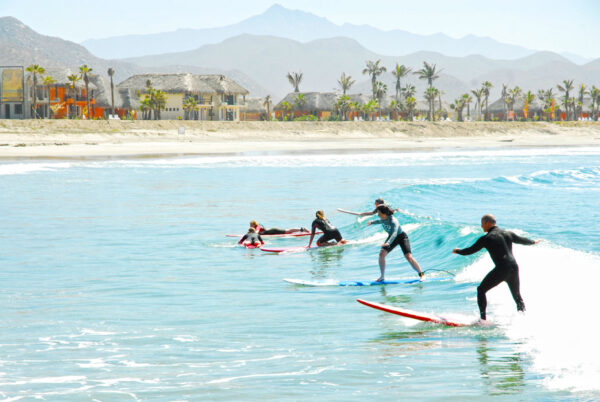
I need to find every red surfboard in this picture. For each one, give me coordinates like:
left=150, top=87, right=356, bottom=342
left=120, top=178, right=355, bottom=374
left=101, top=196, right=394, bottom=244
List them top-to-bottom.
left=357, top=299, right=477, bottom=327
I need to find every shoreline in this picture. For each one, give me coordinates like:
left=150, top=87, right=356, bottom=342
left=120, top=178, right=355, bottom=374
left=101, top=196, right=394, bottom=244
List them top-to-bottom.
left=1, top=120, right=599, bottom=159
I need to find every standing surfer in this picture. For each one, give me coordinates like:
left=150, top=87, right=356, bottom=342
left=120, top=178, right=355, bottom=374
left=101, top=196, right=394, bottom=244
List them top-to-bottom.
left=367, top=204, right=424, bottom=282
left=453, top=214, right=540, bottom=321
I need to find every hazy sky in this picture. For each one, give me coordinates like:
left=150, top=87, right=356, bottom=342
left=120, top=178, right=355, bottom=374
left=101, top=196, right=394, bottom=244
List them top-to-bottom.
left=1, top=0, right=599, bottom=58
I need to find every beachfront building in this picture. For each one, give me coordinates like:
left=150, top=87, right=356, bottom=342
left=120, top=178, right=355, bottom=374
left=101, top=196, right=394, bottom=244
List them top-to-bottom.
left=0, top=66, right=29, bottom=119
left=116, top=73, right=249, bottom=121
left=274, top=92, right=338, bottom=120
left=243, top=97, right=269, bottom=121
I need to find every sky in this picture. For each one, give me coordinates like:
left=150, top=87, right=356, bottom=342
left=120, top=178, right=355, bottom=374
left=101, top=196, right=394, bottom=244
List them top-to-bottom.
left=1, top=0, right=599, bottom=59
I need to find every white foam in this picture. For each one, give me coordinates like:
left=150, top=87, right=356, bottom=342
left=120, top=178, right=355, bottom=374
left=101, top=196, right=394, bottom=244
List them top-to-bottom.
left=0, top=162, right=72, bottom=175
left=456, top=242, right=600, bottom=394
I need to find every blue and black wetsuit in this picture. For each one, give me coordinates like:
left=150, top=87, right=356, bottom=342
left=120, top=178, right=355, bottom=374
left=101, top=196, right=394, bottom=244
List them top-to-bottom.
left=371, top=215, right=411, bottom=254
left=311, top=218, right=342, bottom=245
left=255, top=223, right=286, bottom=235
left=455, top=226, right=535, bottom=320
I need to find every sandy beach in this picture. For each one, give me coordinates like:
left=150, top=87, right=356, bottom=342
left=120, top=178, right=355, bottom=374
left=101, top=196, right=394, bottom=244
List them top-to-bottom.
left=0, top=120, right=599, bottom=159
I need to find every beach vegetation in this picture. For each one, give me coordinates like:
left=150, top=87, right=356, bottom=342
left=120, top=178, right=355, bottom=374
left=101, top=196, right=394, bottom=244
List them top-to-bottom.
left=362, top=59, right=387, bottom=100
left=415, top=62, right=442, bottom=120
left=25, top=64, right=45, bottom=119
left=78, top=64, right=93, bottom=119
left=391, top=64, right=411, bottom=100
left=107, top=68, right=115, bottom=116
left=287, top=71, right=303, bottom=92
left=337, top=72, right=355, bottom=95
left=66, top=73, right=81, bottom=118
left=42, top=75, right=56, bottom=118
left=557, top=79, right=574, bottom=121
left=482, top=81, right=493, bottom=121
left=263, top=95, right=273, bottom=120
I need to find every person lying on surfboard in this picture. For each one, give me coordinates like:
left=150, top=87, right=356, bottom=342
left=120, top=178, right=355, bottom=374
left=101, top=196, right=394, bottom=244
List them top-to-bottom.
left=338, top=198, right=404, bottom=216
left=366, top=204, right=424, bottom=282
left=308, top=210, right=348, bottom=248
left=452, top=214, right=540, bottom=321
left=250, top=220, right=308, bottom=235
left=238, top=227, right=264, bottom=247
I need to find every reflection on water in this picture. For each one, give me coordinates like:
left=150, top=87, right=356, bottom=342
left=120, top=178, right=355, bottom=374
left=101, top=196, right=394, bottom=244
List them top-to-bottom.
left=477, top=337, right=525, bottom=395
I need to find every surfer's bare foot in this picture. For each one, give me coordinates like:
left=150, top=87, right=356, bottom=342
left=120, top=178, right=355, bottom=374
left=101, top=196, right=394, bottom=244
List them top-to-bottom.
left=300, top=227, right=308, bottom=232
left=339, top=239, right=348, bottom=245
left=419, top=272, right=425, bottom=282
left=375, top=277, right=384, bottom=282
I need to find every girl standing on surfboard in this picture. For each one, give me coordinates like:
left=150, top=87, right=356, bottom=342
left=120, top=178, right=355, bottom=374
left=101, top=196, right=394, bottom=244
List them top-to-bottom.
left=367, top=204, right=424, bottom=282
left=308, top=210, right=348, bottom=248
left=250, top=220, right=308, bottom=235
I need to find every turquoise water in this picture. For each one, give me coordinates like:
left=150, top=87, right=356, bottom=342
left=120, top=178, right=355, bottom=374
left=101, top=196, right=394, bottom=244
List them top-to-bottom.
left=1, top=148, right=599, bottom=400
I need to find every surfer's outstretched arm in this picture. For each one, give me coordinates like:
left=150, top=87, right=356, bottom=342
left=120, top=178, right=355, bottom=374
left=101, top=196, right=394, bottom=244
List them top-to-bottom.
left=338, top=208, right=376, bottom=217
left=510, top=232, right=539, bottom=245
left=453, top=237, right=485, bottom=255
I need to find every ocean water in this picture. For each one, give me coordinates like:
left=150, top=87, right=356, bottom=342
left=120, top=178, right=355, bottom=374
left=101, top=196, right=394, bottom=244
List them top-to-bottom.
left=1, top=147, right=599, bottom=400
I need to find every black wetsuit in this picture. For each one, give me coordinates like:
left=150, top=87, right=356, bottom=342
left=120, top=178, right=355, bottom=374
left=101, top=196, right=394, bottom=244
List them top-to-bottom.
left=311, top=218, right=342, bottom=244
left=256, top=224, right=286, bottom=235
left=455, top=226, right=535, bottom=320
left=239, top=232, right=263, bottom=245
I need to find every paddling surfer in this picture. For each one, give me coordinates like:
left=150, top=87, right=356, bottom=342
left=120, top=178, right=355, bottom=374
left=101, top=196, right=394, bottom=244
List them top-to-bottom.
left=367, top=204, right=424, bottom=282
left=308, top=210, right=347, bottom=247
left=452, top=214, right=540, bottom=321
left=250, top=220, right=308, bottom=235
left=238, top=227, right=264, bottom=247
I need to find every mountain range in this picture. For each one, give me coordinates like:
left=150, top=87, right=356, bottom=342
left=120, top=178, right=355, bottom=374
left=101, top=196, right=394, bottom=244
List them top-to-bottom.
left=82, top=4, right=591, bottom=64
left=1, top=12, right=598, bottom=103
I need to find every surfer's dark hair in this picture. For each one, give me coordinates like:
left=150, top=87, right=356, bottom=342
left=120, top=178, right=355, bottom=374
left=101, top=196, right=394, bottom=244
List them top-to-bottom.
left=375, top=198, right=385, bottom=205
left=376, top=205, right=394, bottom=216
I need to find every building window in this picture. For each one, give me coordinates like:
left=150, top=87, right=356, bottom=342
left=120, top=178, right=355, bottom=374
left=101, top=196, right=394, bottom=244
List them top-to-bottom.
left=15, top=104, right=23, bottom=115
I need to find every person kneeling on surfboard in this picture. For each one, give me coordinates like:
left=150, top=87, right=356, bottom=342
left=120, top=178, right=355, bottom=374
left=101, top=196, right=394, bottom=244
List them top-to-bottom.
left=367, top=204, right=424, bottom=282
left=308, top=210, right=347, bottom=247
left=452, top=214, right=540, bottom=321
left=250, top=220, right=308, bottom=235
left=238, top=227, right=264, bottom=247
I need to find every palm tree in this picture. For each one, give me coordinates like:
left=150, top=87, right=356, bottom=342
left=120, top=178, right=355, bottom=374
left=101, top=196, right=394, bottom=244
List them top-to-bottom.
left=362, top=59, right=387, bottom=100
left=414, top=61, right=442, bottom=88
left=415, top=62, right=442, bottom=120
left=25, top=64, right=45, bottom=118
left=391, top=64, right=411, bottom=100
left=79, top=65, right=93, bottom=119
left=107, top=67, right=115, bottom=116
left=287, top=71, right=303, bottom=92
left=337, top=72, right=355, bottom=95
left=67, top=73, right=81, bottom=118
left=42, top=75, right=56, bottom=118
left=557, top=79, right=574, bottom=120
left=373, top=81, right=387, bottom=118
left=482, top=81, right=493, bottom=121
left=402, top=84, right=416, bottom=100
left=500, top=84, right=509, bottom=120
left=576, top=84, right=588, bottom=120
left=506, top=86, right=522, bottom=119
left=590, top=86, right=600, bottom=121
left=424, top=87, right=438, bottom=121
left=471, top=88, right=484, bottom=120
left=153, top=89, right=167, bottom=120
left=437, top=89, right=445, bottom=119
left=523, top=91, right=535, bottom=120
left=294, top=93, right=306, bottom=115
left=462, top=93, right=473, bottom=120
left=263, top=95, right=272, bottom=120
left=335, top=95, right=351, bottom=120
left=405, top=96, right=417, bottom=121
left=450, top=96, right=466, bottom=121
left=139, top=97, right=152, bottom=120
left=183, top=97, right=198, bottom=120
left=389, top=100, right=402, bottom=121
left=280, top=101, right=293, bottom=120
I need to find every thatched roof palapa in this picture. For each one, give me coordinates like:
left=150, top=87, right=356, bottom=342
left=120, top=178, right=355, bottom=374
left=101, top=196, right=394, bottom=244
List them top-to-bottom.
left=116, top=73, right=248, bottom=95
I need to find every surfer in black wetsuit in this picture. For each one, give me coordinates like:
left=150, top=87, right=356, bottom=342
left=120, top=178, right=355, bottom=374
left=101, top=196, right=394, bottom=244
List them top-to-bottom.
left=308, top=210, right=348, bottom=247
left=453, top=214, right=540, bottom=321
left=250, top=220, right=308, bottom=235
left=238, top=227, right=264, bottom=247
